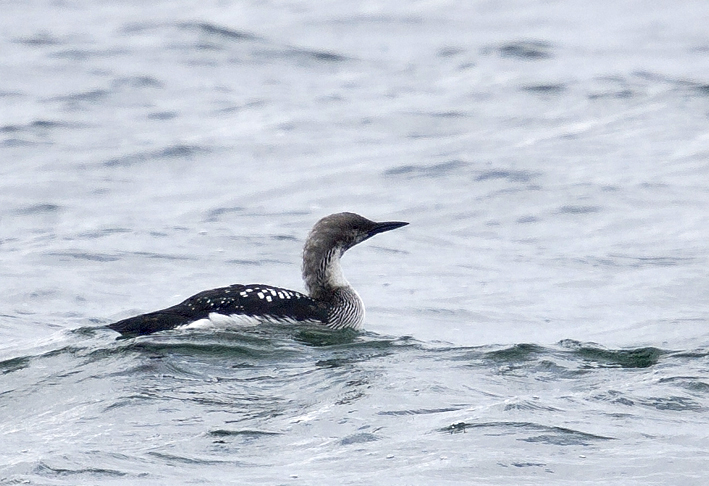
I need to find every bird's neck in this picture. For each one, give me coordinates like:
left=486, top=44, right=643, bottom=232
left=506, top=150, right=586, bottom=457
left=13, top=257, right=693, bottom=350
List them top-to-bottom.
left=302, top=247, right=350, bottom=301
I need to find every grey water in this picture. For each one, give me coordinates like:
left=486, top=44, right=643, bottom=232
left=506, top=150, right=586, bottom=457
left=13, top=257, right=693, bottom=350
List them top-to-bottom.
left=1, top=0, right=709, bottom=484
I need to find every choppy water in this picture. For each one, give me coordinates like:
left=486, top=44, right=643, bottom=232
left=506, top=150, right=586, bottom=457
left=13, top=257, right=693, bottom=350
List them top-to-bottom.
left=2, top=1, right=709, bottom=484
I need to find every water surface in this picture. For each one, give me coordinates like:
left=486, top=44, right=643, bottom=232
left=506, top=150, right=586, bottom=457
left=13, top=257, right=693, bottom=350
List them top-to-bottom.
left=2, top=1, right=709, bottom=484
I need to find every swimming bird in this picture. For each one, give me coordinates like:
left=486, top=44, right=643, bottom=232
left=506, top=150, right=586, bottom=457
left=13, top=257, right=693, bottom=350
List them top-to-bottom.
left=108, top=212, right=408, bottom=336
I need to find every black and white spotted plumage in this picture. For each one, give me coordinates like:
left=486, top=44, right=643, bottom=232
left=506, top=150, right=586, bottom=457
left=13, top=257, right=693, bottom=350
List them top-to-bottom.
left=108, top=213, right=407, bottom=337
left=108, top=284, right=328, bottom=337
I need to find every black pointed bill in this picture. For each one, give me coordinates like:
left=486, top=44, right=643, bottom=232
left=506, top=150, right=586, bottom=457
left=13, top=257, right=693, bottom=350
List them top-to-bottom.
left=367, top=220, right=409, bottom=238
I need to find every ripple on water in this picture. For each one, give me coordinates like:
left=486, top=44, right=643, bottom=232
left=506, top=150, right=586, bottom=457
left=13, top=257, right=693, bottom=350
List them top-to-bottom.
left=495, top=40, right=554, bottom=59
left=104, top=144, right=209, bottom=167
left=383, top=160, right=468, bottom=178
left=2, top=325, right=708, bottom=485
left=558, top=340, right=664, bottom=368
left=0, top=356, right=31, bottom=374
left=657, top=376, right=709, bottom=394
left=440, top=421, right=615, bottom=446
left=34, top=462, right=128, bottom=478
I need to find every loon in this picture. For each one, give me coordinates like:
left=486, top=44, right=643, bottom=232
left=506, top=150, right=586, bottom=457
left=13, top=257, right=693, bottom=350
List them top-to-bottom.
left=108, top=212, right=408, bottom=337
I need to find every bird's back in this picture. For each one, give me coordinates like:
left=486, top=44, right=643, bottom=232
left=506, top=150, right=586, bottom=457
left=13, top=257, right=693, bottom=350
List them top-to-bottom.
left=108, top=284, right=328, bottom=337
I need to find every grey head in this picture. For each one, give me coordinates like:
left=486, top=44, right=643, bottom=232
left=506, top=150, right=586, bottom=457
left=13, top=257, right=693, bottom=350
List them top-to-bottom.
left=302, top=212, right=408, bottom=301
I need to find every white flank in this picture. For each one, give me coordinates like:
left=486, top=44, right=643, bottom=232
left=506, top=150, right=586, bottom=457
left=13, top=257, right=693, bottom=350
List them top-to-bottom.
left=179, top=313, right=323, bottom=331
left=180, top=313, right=260, bottom=330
